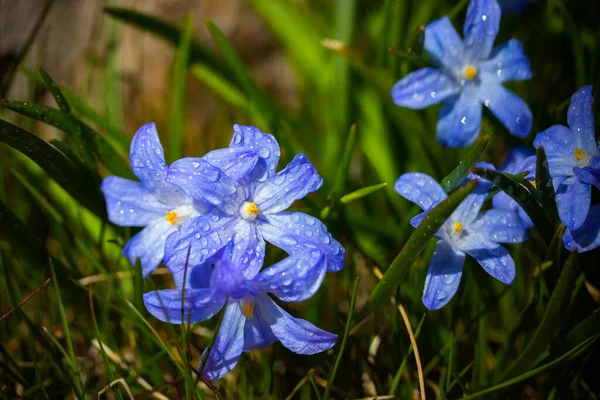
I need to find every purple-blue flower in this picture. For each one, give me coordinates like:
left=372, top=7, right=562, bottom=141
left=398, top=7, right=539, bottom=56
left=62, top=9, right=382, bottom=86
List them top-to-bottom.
left=391, top=0, right=532, bottom=148
left=533, top=86, right=600, bottom=230
left=163, top=125, right=345, bottom=288
left=492, top=146, right=536, bottom=228
left=395, top=173, right=528, bottom=309
left=563, top=204, right=600, bottom=253
left=143, top=245, right=336, bottom=380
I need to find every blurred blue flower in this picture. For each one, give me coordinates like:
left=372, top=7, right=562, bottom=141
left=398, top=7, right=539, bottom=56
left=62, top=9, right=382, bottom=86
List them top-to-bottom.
left=391, top=0, right=532, bottom=148
left=499, top=0, right=531, bottom=14
left=533, top=86, right=600, bottom=230
left=101, top=123, right=202, bottom=276
left=163, top=125, right=345, bottom=288
left=492, top=146, right=536, bottom=227
left=395, top=173, right=528, bottom=309
left=563, top=204, right=600, bottom=253
left=144, top=245, right=336, bottom=380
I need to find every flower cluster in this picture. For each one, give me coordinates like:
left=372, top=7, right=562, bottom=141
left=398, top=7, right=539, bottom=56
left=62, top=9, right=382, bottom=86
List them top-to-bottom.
left=102, top=123, right=344, bottom=380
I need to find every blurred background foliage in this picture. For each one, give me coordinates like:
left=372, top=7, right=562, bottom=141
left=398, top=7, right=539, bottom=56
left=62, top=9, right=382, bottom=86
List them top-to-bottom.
left=1, top=0, right=600, bottom=398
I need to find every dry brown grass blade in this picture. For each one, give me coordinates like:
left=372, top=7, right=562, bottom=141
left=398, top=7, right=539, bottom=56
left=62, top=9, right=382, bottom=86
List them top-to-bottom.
left=0, top=278, right=51, bottom=323
left=398, top=304, right=426, bottom=400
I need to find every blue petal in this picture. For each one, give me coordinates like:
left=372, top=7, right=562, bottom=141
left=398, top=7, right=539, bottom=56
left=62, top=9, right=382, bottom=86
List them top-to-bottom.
left=463, top=0, right=501, bottom=63
left=424, top=16, right=465, bottom=67
left=479, top=39, right=532, bottom=82
left=391, top=68, right=460, bottom=109
left=477, top=82, right=532, bottom=137
left=567, top=86, right=597, bottom=155
left=437, top=91, right=483, bottom=148
left=129, top=123, right=168, bottom=190
left=230, top=125, right=281, bottom=180
left=533, top=125, right=577, bottom=177
left=499, top=146, right=535, bottom=173
left=203, top=148, right=259, bottom=182
left=253, top=154, right=323, bottom=214
left=167, top=157, right=246, bottom=215
left=573, top=163, right=600, bottom=190
left=394, top=173, right=447, bottom=211
left=101, top=176, right=170, bottom=226
left=555, top=176, right=591, bottom=230
left=450, top=184, right=490, bottom=226
left=492, top=192, right=533, bottom=228
left=563, top=204, right=600, bottom=253
left=471, top=208, right=529, bottom=243
left=164, top=210, right=238, bottom=286
left=257, top=211, right=345, bottom=272
left=123, top=220, right=178, bottom=276
left=228, top=221, right=267, bottom=280
left=461, top=237, right=515, bottom=284
left=422, top=240, right=465, bottom=310
left=253, top=251, right=327, bottom=302
left=143, top=289, right=225, bottom=324
left=255, top=294, right=337, bottom=355
left=201, top=301, right=246, bottom=381
left=243, top=308, right=278, bottom=351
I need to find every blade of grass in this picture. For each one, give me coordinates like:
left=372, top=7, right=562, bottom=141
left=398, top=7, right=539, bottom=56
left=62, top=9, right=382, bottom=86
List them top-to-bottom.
left=169, top=14, right=193, bottom=163
left=440, top=136, right=489, bottom=193
left=535, top=146, right=559, bottom=223
left=368, top=180, right=478, bottom=311
left=321, top=183, right=387, bottom=219
left=322, top=277, right=360, bottom=400
left=0, top=278, right=50, bottom=323
left=389, top=313, right=426, bottom=395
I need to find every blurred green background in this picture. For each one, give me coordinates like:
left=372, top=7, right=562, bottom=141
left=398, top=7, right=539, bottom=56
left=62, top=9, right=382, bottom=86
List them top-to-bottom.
left=1, top=0, right=600, bottom=398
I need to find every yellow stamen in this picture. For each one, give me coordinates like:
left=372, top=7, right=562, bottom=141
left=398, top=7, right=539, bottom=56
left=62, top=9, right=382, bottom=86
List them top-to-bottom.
left=464, top=66, right=478, bottom=80
left=574, top=147, right=586, bottom=161
left=529, top=179, right=537, bottom=188
left=246, top=202, right=259, bottom=216
left=165, top=210, right=177, bottom=225
left=452, top=222, right=463, bottom=233
left=241, top=300, right=255, bottom=319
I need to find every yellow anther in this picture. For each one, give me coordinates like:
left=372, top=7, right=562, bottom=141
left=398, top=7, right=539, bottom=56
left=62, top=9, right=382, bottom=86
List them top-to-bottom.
left=464, top=66, right=478, bottom=80
left=574, top=147, right=586, bottom=161
left=529, top=179, right=537, bottom=188
left=246, top=202, right=259, bottom=216
left=165, top=210, right=178, bottom=225
left=452, top=222, right=463, bottom=233
left=241, top=300, right=255, bottom=319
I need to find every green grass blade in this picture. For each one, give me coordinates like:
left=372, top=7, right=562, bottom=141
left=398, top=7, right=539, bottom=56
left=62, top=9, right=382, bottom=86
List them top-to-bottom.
left=168, top=14, right=193, bottom=163
left=190, top=63, right=246, bottom=108
left=0, top=100, right=77, bottom=132
left=331, top=123, right=358, bottom=197
left=440, top=136, right=489, bottom=193
left=535, top=146, right=559, bottom=223
left=368, top=180, right=478, bottom=311
left=340, top=183, right=388, bottom=204
left=500, top=252, right=579, bottom=382
left=322, top=277, right=360, bottom=400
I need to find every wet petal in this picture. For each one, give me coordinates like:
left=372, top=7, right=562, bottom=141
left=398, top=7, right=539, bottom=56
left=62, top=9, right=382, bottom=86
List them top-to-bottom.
left=463, top=0, right=501, bottom=63
left=424, top=16, right=465, bottom=67
left=479, top=39, right=532, bottom=82
left=391, top=68, right=460, bottom=109
left=477, top=82, right=532, bottom=137
left=567, top=86, right=597, bottom=155
left=437, top=91, right=483, bottom=148
left=129, top=122, right=168, bottom=189
left=230, top=124, right=281, bottom=180
left=533, top=125, right=577, bottom=176
left=499, top=146, right=535, bottom=174
left=203, top=148, right=259, bottom=182
left=253, top=154, right=323, bottom=214
left=167, top=157, right=246, bottom=215
left=573, top=163, right=600, bottom=190
left=394, top=173, right=447, bottom=211
left=101, top=176, right=170, bottom=226
left=555, top=176, right=591, bottom=230
left=450, top=184, right=490, bottom=226
left=492, top=192, right=534, bottom=228
left=563, top=204, right=600, bottom=253
left=471, top=208, right=529, bottom=243
left=257, top=211, right=345, bottom=272
left=123, top=219, right=178, bottom=276
left=228, top=221, right=267, bottom=280
left=461, top=236, right=516, bottom=284
left=422, top=240, right=465, bottom=310
left=253, top=251, right=327, bottom=302
left=143, top=288, right=225, bottom=324
left=255, top=294, right=337, bottom=355
left=201, top=302, right=246, bottom=381
left=243, top=307, right=278, bottom=351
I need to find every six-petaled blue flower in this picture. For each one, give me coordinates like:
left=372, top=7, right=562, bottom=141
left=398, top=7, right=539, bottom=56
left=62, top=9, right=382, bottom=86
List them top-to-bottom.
left=391, top=0, right=533, bottom=148
left=533, top=86, right=600, bottom=230
left=163, top=125, right=345, bottom=289
left=395, top=173, right=528, bottom=309
left=143, top=244, right=336, bottom=380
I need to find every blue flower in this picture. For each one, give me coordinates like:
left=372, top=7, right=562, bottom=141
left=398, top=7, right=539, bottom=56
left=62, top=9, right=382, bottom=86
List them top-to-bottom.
left=391, top=0, right=532, bottom=148
left=533, top=86, right=600, bottom=230
left=100, top=123, right=258, bottom=276
left=163, top=125, right=345, bottom=288
left=492, top=146, right=536, bottom=228
left=395, top=173, right=528, bottom=309
left=563, top=204, right=600, bottom=253
left=143, top=245, right=336, bottom=380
